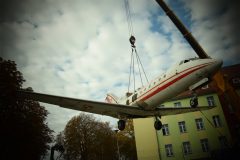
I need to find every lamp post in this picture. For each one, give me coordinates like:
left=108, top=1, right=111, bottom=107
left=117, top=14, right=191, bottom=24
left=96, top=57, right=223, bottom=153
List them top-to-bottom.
left=114, top=129, right=121, bottom=160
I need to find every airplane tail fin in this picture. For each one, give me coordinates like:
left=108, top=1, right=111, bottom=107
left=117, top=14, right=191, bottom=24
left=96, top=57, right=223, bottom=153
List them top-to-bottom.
left=105, top=93, right=119, bottom=104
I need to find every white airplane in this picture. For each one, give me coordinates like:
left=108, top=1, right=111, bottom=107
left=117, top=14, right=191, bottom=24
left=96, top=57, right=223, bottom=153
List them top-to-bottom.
left=17, top=57, right=222, bottom=130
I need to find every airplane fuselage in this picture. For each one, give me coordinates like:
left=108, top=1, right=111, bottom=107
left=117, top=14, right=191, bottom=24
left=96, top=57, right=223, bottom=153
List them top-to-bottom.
left=17, top=57, right=222, bottom=131
left=109, top=58, right=222, bottom=110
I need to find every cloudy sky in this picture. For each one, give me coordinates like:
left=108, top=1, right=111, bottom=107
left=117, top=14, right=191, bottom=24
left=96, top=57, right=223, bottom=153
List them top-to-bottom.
left=1, top=0, right=240, bottom=134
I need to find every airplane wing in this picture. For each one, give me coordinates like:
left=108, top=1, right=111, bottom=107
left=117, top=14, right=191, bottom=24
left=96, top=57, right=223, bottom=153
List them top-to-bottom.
left=16, top=90, right=215, bottom=119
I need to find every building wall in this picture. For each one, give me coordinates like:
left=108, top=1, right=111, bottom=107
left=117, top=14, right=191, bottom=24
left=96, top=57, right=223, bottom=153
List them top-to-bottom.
left=236, top=89, right=240, bottom=96
left=133, top=93, right=232, bottom=160
left=134, top=118, right=160, bottom=160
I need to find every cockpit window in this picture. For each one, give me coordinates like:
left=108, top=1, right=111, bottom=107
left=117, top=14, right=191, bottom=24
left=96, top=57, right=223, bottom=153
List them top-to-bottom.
left=189, top=57, right=199, bottom=61
left=179, top=58, right=199, bottom=65
left=180, top=60, right=189, bottom=65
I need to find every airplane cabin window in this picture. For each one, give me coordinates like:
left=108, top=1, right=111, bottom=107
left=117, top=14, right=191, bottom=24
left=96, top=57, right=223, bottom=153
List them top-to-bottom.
left=132, top=94, right=137, bottom=102
left=126, top=99, right=129, bottom=105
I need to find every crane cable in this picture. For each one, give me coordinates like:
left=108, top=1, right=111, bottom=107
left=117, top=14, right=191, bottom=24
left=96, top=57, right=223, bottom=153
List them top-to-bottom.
left=124, top=0, right=149, bottom=94
left=124, top=0, right=134, bottom=36
left=127, top=48, right=136, bottom=93
left=135, top=48, right=149, bottom=84
left=128, top=49, right=134, bottom=93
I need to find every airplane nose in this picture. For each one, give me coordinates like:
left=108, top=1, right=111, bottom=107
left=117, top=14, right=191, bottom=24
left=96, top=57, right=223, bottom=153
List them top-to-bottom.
left=209, top=59, right=223, bottom=73
left=216, top=59, right=223, bottom=68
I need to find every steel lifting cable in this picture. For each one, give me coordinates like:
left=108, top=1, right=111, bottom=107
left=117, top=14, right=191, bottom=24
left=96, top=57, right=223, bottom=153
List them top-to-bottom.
left=124, top=0, right=134, bottom=36
left=124, top=0, right=149, bottom=94
left=125, top=0, right=135, bottom=93
left=128, top=38, right=149, bottom=92
left=135, top=48, right=149, bottom=84
left=128, top=49, right=134, bottom=93
left=128, top=49, right=136, bottom=93
left=132, top=50, right=136, bottom=92
left=136, top=52, right=144, bottom=86
left=199, top=110, right=225, bottom=138
left=199, top=110, right=232, bottom=148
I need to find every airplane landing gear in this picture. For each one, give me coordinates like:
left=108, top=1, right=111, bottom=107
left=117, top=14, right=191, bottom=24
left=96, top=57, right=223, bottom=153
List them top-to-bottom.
left=190, top=92, right=198, bottom=108
left=154, top=117, right=162, bottom=130
left=118, top=120, right=126, bottom=131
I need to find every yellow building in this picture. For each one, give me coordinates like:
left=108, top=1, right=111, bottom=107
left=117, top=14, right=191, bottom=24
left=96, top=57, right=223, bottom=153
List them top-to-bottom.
left=133, top=64, right=240, bottom=160
left=138, top=71, right=239, bottom=160
left=134, top=84, right=233, bottom=160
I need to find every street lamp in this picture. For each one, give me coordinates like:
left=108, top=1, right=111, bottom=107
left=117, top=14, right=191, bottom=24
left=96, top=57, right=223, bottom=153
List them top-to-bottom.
left=114, top=129, right=121, bottom=160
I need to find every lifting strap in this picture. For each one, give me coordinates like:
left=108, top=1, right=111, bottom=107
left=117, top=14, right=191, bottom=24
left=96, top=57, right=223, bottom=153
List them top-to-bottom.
left=124, top=0, right=149, bottom=94
left=127, top=36, right=149, bottom=93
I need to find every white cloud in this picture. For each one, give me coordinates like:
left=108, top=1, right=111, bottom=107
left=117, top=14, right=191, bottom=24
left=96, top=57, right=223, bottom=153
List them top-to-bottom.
left=1, top=0, right=239, bottom=134
left=182, top=0, right=240, bottom=64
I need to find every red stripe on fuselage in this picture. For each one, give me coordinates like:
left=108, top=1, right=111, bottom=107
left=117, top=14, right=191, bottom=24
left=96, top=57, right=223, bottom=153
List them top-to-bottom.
left=132, top=62, right=213, bottom=104
left=141, top=65, right=205, bottom=101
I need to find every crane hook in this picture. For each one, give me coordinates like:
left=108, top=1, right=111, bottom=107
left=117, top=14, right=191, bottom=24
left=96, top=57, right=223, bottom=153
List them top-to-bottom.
left=129, top=35, right=136, bottom=48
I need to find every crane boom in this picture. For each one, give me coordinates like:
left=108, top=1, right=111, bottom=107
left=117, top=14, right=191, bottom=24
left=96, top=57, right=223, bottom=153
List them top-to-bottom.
left=155, top=0, right=209, bottom=59
left=155, top=0, right=240, bottom=146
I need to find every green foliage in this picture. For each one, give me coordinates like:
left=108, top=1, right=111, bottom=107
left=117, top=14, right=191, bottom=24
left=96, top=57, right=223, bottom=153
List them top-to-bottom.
left=0, top=58, right=53, bottom=160
left=57, top=113, right=137, bottom=160
left=62, top=113, right=117, bottom=160
left=116, top=119, right=138, bottom=160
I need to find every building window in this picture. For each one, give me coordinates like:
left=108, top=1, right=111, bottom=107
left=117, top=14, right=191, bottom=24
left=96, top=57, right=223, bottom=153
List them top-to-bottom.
left=232, top=77, right=240, bottom=84
left=201, top=84, right=209, bottom=89
left=132, top=94, right=137, bottom=102
left=207, top=96, right=215, bottom=106
left=174, top=102, right=181, bottom=107
left=159, top=104, right=165, bottom=107
left=228, top=104, right=234, bottom=114
left=213, top=115, right=222, bottom=127
left=195, top=118, right=205, bottom=130
left=178, top=121, right=187, bottom=133
left=162, top=124, right=169, bottom=136
left=219, top=136, right=228, bottom=148
left=200, top=138, right=209, bottom=152
left=182, top=141, right=192, bottom=155
left=165, top=144, right=174, bottom=157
